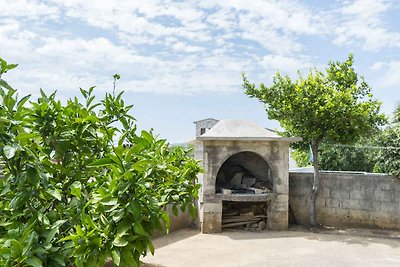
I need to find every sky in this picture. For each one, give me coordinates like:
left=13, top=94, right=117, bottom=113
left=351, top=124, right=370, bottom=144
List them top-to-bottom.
left=1, top=0, right=400, bottom=143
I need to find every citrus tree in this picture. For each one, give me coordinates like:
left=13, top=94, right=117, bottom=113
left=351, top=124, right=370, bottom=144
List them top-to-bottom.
left=243, top=54, right=385, bottom=226
left=0, top=58, right=201, bottom=266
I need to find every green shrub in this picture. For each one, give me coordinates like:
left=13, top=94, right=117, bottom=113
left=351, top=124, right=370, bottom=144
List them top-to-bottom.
left=0, top=58, right=201, bottom=267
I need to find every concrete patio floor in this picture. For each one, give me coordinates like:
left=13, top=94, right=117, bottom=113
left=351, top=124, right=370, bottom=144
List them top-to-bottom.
left=142, top=228, right=400, bottom=267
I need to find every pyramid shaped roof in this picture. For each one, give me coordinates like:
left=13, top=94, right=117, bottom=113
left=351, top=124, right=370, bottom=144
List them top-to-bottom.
left=196, top=119, right=301, bottom=142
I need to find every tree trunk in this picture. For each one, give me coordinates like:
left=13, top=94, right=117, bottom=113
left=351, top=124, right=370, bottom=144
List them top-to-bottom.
left=309, top=141, right=319, bottom=226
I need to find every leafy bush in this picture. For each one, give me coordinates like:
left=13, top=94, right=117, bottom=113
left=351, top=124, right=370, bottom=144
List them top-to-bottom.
left=0, top=59, right=201, bottom=267
left=375, top=124, right=400, bottom=177
left=292, top=141, right=379, bottom=172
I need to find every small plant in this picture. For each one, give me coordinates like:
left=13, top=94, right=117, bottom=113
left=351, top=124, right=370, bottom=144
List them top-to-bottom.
left=0, top=58, right=202, bottom=266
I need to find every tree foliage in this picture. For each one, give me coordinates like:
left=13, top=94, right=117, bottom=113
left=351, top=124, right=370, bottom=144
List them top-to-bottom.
left=243, top=54, right=386, bottom=225
left=0, top=58, right=201, bottom=267
left=375, top=107, right=400, bottom=177
left=292, top=138, right=380, bottom=173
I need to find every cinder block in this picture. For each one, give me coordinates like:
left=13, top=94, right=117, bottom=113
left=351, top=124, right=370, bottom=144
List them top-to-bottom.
left=325, top=177, right=341, bottom=188
left=340, top=177, right=353, bottom=189
left=379, top=181, right=394, bottom=191
left=294, top=184, right=312, bottom=197
left=320, top=187, right=330, bottom=198
left=330, top=189, right=350, bottom=199
left=359, top=189, right=380, bottom=200
left=349, top=190, right=363, bottom=199
left=379, top=191, right=395, bottom=202
left=289, top=196, right=307, bottom=207
left=315, top=197, right=326, bottom=208
left=325, top=198, right=340, bottom=208
left=340, top=199, right=359, bottom=210
left=357, top=200, right=381, bottom=211
left=380, top=202, right=400, bottom=213
left=317, top=207, right=335, bottom=218
left=335, top=208, right=350, bottom=219
left=348, top=209, right=370, bottom=221
left=369, top=211, right=393, bottom=222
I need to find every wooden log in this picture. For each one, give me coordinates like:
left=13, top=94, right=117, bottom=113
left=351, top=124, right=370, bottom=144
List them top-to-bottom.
left=222, top=211, right=239, bottom=217
left=222, top=217, right=260, bottom=224
left=222, top=221, right=253, bottom=228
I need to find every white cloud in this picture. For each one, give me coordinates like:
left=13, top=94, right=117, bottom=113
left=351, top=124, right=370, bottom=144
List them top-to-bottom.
left=0, top=0, right=59, bottom=20
left=2, top=0, right=375, bottom=99
left=334, top=0, right=400, bottom=51
left=0, top=19, right=38, bottom=58
left=172, top=41, right=204, bottom=53
left=260, top=55, right=312, bottom=75
left=371, top=60, right=400, bottom=87
left=371, top=61, right=385, bottom=70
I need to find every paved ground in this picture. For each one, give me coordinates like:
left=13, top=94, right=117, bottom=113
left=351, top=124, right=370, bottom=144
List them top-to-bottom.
left=142, top=228, right=400, bottom=267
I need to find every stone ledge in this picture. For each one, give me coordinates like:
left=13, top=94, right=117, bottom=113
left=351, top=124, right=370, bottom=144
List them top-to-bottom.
left=216, top=193, right=275, bottom=202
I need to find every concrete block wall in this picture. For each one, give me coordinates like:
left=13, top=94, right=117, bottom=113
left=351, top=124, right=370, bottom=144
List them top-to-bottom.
left=289, top=172, right=400, bottom=230
left=152, top=203, right=195, bottom=238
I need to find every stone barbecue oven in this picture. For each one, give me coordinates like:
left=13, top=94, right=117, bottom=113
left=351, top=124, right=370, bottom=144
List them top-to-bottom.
left=193, top=119, right=300, bottom=233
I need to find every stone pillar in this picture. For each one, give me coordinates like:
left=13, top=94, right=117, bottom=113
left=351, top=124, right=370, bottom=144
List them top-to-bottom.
left=267, top=194, right=289, bottom=230
left=201, top=201, right=222, bottom=233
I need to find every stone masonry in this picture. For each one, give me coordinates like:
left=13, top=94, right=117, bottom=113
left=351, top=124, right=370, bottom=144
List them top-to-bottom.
left=193, top=120, right=301, bottom=233
left=289, top=172, right=400, bottom=230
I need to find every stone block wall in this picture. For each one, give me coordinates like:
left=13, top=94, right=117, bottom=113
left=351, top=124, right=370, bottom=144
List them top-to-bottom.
left=289, top=172, right=400, bottom=230
left=152, top=203, right=195, bottom=237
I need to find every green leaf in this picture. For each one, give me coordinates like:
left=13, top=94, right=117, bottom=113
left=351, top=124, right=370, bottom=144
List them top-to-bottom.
left=7, top=63, right=18, bottom=71
left=0, top=79, right=14, bottom=91
left=17, top=94, right=30, bottom=110
left=0, top=117, right=11, bottom=123
left=141, top=130, right=153, bottom=143
left=15, top=132, right=39, bottom=141
left=3, top=145, right=17, bottom=159
left=88, top=157, right=116, bottom=167
left=70, top=181, right=82, bottom=198
left=46, top=188, right=62, bottom=201
left=9, top=193, right=25, bottom=210
left=101, top=198, right=118, bottom=206
left=189, top=204, right=197, bottom=219
left=172, top=205, right=179, bottom=216
left=112, top=209, right=124, bottom=223
left=161, top=212, right=170, bottom=233
left=22, top=218, right=37, bottom=242
left=45, top=220, right=66, bottom=244
left=117, top=222, right=131, bottom=237
left=133, top=222, right=147, bottom=236
left=112, top=236, right=128, bottom=247
left=10, top=239, right=23, bottom=258
left=148, top=240, right=155, bottom=255
left=121, top=247, right=138, bottom=267
left=112, top=250, right=121, bottom=266
left=52, top=255, right=66, bottom=266
left=25, top=256, right=43, bottom=267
